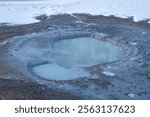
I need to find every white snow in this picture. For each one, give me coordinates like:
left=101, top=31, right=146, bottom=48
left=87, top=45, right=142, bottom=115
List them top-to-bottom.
left=0, top=0, right=150, bottom=25
left=0, top=0, right=78, bottom=24
left=65, top=0, right=150, bottom=22
left=142, top=32, right=147, bottom=35
left=131, top=42, right=137, bottom=46
left=33, top=64, right=89, bottom=80
left=102, top=71, right=115, bottom=76
left=128, top=93, right=136, bottom=98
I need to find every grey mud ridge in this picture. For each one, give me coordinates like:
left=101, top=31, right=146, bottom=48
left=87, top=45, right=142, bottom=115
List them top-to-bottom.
left=0, top=14, right=150, bottom=100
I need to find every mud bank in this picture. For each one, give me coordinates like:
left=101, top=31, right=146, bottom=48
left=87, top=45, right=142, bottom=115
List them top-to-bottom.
left=0, top=14, right=150, bottom=100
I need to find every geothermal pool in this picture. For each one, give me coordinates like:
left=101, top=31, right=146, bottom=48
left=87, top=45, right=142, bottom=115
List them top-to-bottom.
left=32, top=37, right=125, bottom=80
left=52, top=37, right=125, bottom=66
left=33, top=64, right=90, bottom=80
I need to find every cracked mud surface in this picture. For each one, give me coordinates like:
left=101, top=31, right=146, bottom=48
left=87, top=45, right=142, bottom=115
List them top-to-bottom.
left=0, top=14, right=150, bottom=100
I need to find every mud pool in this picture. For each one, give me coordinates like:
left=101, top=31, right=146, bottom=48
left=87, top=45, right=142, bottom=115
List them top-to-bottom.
left=1, top=14, right=150, bottom=99
left=9, top=34, right=126, bottom=81
left=32, top=37, right=125, bottom=80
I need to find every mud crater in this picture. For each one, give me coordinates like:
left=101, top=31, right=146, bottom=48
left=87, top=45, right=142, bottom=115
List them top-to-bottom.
left=2, top=14, right=150, bottom=99
left=9, top=30, right=133, bottom=81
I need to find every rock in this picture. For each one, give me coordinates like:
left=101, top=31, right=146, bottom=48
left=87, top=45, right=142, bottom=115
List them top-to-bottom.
left=35, top=14, right=48, bottom=21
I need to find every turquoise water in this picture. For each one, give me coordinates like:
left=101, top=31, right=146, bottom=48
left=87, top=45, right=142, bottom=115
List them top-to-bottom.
left=33, top=37, right=125, bottom=80
left=53, top=37, right=125, bottom=66
left=33, top=64, right=89, bottom=80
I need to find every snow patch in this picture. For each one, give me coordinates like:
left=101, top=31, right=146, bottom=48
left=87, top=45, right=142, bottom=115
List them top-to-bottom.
left=0, top=0, right=150, bottom=24
left=0, top=0, right=78, bottom=24
left=142, top=32, right=147, bottom=35
left=131, top=42, right=137, bottom=46
left=102, top=71, right=115, bottom=76
left=128, top=93, right=136, bottom=98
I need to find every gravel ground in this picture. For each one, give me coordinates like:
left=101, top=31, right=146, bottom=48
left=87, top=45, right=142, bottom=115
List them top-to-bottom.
left=0, top=14, right=150, bottom=100
left=0, top=79, right=81, bottom=100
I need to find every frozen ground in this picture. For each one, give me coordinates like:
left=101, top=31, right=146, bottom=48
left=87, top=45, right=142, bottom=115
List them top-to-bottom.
left=0, top=0, right=150, bottom=24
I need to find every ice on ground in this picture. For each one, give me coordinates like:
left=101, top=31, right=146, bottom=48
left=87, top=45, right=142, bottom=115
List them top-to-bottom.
left=0, top=0, right=150, bottom=24
left=33, top=64, right=89, bottom=80
left=102, top=71, right=115, bottom=76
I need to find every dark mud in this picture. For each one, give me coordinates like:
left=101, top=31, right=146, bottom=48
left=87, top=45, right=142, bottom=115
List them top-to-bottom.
left=0, top=79, right=81, bottom=100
